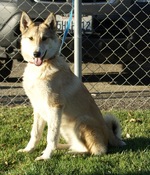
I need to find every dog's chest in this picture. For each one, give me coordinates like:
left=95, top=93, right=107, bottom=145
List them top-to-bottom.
left=23, top=64, right=55, bottom=96
left=23, top=66, right=54, bottom=107
left=23, top=76, right=49, bottom=103
left=23, top=78, right=47, bottom=95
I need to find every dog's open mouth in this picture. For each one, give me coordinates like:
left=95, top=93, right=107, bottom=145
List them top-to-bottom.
left=33, top=50, right=47, bottom=66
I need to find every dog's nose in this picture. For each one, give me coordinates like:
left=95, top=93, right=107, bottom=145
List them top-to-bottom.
left=33, top=51, right=41, bottom=58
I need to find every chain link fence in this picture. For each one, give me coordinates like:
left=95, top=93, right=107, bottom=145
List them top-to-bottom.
left=0, top=0, right=150, bottom=110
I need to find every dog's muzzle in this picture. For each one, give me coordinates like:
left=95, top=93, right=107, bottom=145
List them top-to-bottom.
left=30, top=50, right=47, bottom=66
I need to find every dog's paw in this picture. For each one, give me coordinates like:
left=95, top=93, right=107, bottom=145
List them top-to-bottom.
left=17, top=148, right=34, bottom=153
left=17, top=149, right=27, bottom=153
left=35, top=155, right=50, bottom=161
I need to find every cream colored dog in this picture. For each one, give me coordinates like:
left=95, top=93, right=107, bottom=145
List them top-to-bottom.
left=18, top=12, right=125, bottom=160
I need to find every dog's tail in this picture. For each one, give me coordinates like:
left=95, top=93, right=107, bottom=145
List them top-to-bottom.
left=104, top=114, right=126, bottom=147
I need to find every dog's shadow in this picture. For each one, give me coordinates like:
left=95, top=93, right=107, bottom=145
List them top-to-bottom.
left=108, top=137, right=150, bottom=154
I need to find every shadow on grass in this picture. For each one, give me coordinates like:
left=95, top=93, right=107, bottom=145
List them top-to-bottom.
left=108, top=137, right=150, bottom=154
left=124, top=137, right=150, bottom=151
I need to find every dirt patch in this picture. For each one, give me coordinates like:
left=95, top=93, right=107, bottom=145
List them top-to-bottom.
left=0, top=60, right=149, bottom=110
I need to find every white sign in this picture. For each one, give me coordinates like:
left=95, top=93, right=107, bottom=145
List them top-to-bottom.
left=56, top=15, right=92, bottom=33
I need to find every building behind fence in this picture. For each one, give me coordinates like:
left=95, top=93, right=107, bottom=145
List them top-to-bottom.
left=0, top=0, right=150, bottom=110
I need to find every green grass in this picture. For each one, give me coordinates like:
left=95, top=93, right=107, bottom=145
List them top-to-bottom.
left=0, top=107, right=150, bottom=175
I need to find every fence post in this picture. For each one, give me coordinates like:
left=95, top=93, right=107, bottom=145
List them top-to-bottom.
left=74, top=0, right=82, bottom=80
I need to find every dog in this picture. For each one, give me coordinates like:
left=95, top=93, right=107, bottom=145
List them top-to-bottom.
left=18, top=12, right=125, bottom=160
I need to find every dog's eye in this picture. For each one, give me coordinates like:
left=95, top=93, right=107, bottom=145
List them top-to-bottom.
left=42, top=36, right=47, bottom=41
left=29, top=37, right=33, bottom=41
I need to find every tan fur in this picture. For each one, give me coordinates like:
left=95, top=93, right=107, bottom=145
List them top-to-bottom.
left=18, top=12, right=125, bottom=160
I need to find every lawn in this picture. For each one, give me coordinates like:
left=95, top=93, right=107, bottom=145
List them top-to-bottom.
left=0, top=107, right=150, bottom=175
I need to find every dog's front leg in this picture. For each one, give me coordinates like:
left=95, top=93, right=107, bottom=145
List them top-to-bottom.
left=35, top=107, right=62, bottom=161
left=18, top=112, right=46, bottom=153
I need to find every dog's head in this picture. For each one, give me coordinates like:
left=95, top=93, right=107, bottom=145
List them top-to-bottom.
left=20, top=12, right=60, bottom=66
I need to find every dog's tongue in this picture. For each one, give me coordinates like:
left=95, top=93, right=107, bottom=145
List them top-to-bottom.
left=34, top=58, right=43, bottom=66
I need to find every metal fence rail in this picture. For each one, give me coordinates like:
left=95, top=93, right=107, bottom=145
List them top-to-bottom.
left=0, top=0, right=150, bottom=110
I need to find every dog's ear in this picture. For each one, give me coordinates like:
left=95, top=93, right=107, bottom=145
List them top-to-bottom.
left=20, top=11, right=33, bottom=33
left=44, top=13, right=57, bottom=31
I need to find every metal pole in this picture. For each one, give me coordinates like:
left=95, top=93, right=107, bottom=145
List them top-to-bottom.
left=74, top=0, right=82, bottom=80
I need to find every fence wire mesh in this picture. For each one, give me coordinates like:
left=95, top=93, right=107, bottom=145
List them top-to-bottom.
left=0, top=0, right=150, bottom=110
